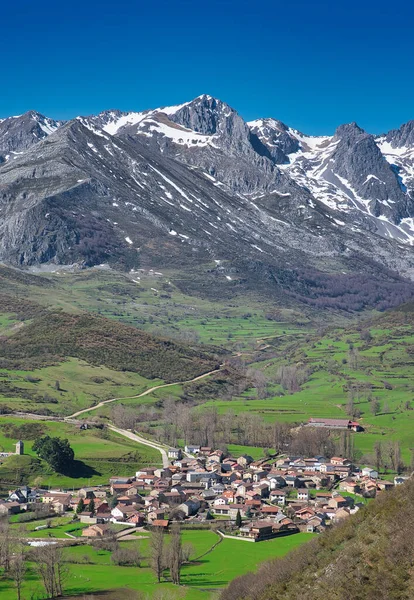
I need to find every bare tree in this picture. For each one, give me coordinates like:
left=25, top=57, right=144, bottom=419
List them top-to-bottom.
left=347, top=348, right=360, bottom=370
left=274, top=365, right=309, bottom=393
left=247, top=368, right=269, bottom=399
left=346, top=395, right=355, bottom=417
left=370, top=397, right=381, bottom=416
left=110, top=404, right=137, bottom=430
left=272, top=422, right=291, bottom=454
left=374, top=441, right=383, bottom=473
left=394, top=441, right=403, bottom=474
left=0, top=519, right=11, bottom=573
left=168, top=524, right=183, bottom=585
left=150, top=527, right=165, bottom=583
left=182, top=542, right=195, bottom=563
left=33, top=543, right=66, bottom=598
left=10, top=545, right=26, bottom=600
left=111, top=545, right=142, bottom=566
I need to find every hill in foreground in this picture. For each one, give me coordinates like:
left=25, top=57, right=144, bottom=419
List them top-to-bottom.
left=221, top=478, right=414, bottom=600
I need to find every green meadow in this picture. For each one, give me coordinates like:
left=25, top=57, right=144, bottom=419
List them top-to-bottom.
left=0, top=358, right=159, bottom=416
left=0, top=417, right=161, bottom=488
left=0, top=529, right=314, bottom=599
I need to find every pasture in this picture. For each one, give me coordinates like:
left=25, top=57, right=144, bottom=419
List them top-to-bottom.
left=0, top=417, right=161, bottom=488
left=0, top=529, right=314, bottom=599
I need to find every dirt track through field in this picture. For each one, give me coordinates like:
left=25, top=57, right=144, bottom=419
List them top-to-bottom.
left=65, top=366, right=222, bottom=467
left=66, top=366, right=221, bottom=419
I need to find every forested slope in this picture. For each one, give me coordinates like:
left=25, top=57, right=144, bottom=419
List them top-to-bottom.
left=0, top=311, right=218, bottom=381
left=221, top=479, right=414, bottom=600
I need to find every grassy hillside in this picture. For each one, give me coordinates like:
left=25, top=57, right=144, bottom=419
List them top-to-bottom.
left=0, top=264, right=413, bottom=478
left=0, top=271, right=221, bottom=416
left=202, top=306, right=414, bottom=462
left=0, top=311, right=218, bottom=380
left=0, top=358, right=159, bottom=416
left=0, top=416, right=161, bottom=487
left=221, top=478, right=414, bottom=600
left=0, top=528, right=313, bottom=599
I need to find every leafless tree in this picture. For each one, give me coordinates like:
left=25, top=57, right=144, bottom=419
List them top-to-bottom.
left=347, top=348, right=360, bottom=370
left=274, top=365, right=309, bottom=393
left=247, top=368, right=269, bottom=399
left=346, top=395, right=355, bottom=417
left=370, top=397, right=381, bottom=416
left=110, top=404, right=137, bottom=430
left=272, top=422, right=292, bottom=454
left=336, top=430, right=354, bottom=460
left=374, top=441, right=383, bottom=473
left=393, top=441, right=403, bottom=474
left=0, top=519, right=11, bottom=573
left=168, top=524, right=183, bottom=585
left=150, top=527, right=165, bottom=583
left=182, top=542, right=195, bottom=563
left=33, top=543, right=67, bottom=598
left=10, top=545, right=26, bottom=600
left=111, top=545, right=142, bottom=566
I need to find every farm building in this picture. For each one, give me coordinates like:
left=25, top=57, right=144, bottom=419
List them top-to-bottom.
left=307, top=418, right=362, bottom=432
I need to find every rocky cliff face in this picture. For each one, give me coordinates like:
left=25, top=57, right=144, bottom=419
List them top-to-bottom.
left=0, top=96, right=414, bottom=308
left=0, top=111, right=61, bottom=161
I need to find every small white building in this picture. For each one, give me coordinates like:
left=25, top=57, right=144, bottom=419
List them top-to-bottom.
left=185, top=445, right=200, bottom=454
left=168, top=448, right=182, bottom=460
left=361, top=467, right=378, bottom=479
left=297, top=488, right=310, bottom=501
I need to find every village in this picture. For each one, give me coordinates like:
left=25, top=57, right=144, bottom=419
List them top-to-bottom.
left=0, top=439, right=409, bottom=543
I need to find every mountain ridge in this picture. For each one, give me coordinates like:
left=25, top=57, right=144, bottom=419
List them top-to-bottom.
left=1, top=95, right=414, bottom=311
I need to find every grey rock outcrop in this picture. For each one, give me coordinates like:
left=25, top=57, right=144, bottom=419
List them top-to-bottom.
left=0, top=96, right=413, bottom=310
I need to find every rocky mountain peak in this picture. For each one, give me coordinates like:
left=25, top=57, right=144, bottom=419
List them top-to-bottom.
left=1, top=94, right=414, bottom=277
left=168, top=94, right=243, bottom=137
left=0, top=110, right=62, bottom=159
left=247, top=118, right=301, bottom=163
left=383, top=120, right=414, bottom=148
left=334, top=121, right=365, bottom=140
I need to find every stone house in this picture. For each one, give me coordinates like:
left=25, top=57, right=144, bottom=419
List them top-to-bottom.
left=82, top=523, right=109, bottom=537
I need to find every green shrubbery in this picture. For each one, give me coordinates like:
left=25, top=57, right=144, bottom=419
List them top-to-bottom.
left=0, top=311, right=218, bottom=381
left=32, top=436, right=75, bottom=473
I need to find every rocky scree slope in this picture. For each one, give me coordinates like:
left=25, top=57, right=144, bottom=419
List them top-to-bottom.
left=0, top=98, right=414, bottom=309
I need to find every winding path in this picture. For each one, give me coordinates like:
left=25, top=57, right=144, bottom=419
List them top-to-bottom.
left=65, top=366, right=222, bottom=467
left=66, top=367, right=221, bottom=419
left=108, top=425, right=170, bottom=467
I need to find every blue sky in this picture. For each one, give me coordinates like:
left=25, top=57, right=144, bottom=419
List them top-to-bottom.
left=2, top=0, right=413, bottom=134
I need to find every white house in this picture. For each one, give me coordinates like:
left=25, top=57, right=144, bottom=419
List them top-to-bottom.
left=185, top=445, right=200, bottom=454
left=168, top=448, right=182, bottom=460
left=361, top=467, right=378, bottom=479
left=297, top=489, right=309, bottom=501
left=270, top=490, right=286, bottom=505
left=213, top=496, right=228, bottom=507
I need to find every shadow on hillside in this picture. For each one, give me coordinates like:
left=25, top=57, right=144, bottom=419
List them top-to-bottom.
left=59, top=459, right=101, bottom=479
left=60, top=590, right=138, bottom=600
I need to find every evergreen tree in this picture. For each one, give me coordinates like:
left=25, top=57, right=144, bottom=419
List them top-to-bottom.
left=32, top=436, right=74, bottom=473
left=76, top=498, right=85, bottom=514
left=89, top=498, right=95, bottom=515
left=235, top=509, right=242, bottom=528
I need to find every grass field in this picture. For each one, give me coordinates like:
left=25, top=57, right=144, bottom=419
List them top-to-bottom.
left=187, top=311, right=414, bottom=462
left=0, top=358, right=160, bottom=416
left=0, top=417, right=161, bottom=488
left=10, top=515, right=89, bottom=538
left=0, top=529, right=314, bottom=599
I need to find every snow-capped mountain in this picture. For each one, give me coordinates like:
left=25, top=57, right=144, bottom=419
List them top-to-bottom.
left=0, top=95, right=414, bottom=309
left=79, top=95, right=414, bottom=244
left=0, top=111, right=61, bottom=162
left=248, top=119, right=414, bottom=244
